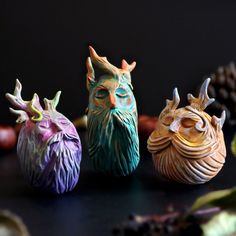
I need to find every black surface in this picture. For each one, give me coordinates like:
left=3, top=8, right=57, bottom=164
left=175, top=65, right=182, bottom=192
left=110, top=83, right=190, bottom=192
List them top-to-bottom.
left=1, top=129, right=236, bottom=236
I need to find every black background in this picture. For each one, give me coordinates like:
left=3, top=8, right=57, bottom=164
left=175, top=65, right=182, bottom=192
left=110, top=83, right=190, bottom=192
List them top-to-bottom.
left=1, top=0, right=236, bottom=123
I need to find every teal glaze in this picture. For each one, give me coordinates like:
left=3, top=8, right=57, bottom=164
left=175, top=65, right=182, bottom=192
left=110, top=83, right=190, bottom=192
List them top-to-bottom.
left=86, top=47, right=140, bottom=176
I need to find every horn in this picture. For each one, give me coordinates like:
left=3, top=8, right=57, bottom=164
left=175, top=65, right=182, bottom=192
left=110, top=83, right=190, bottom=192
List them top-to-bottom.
left=89, top=46, right=119, bottom=75
left=86, top=57, right=96, bottom=90
left=121, top=59, right=136, bottom=72
left=188, top=78, right=215, bottom=111
left=6, top=79, right=43, bottom=123
left=160, top=88, right=180, bottom=119
left=44, top=91, right=61, bottom=111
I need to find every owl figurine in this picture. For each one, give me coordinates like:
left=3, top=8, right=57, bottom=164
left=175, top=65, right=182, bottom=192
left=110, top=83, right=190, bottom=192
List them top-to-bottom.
left=86, top=46, right=140, bottom=176
left=148, top=78, right=226, bottom=184
left=6, top=80, right=82, bottom=193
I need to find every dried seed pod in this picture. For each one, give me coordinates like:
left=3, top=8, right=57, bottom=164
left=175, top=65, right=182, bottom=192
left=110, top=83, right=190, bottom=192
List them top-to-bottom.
left=203, top=62, right=236, bottom=125
left=226, top=77, right=235, bottom=91
left=148, top=79, right=226, bottom=184
left=6, top=80, right=82, bottom=193
left=207, top=85, right=216, bottom=98
left=218, top=88, right=229, bottom=101
left=229, top=91, right=236, bottom=103
left=0, top=210, right=30, bottom=236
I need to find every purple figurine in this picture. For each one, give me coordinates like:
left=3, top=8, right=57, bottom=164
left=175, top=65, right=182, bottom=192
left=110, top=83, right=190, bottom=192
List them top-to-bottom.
left=6, top=80, right=82, bottom=194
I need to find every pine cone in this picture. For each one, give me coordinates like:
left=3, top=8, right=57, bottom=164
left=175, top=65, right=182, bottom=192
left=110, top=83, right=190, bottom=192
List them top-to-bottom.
left=205, top=62, right=236, bottom=125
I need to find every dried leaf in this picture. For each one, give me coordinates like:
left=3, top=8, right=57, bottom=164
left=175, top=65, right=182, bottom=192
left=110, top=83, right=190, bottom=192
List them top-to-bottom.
left=231, top=134, right=236, bottom=157
left=191, top=187, right=236, bottom=212
left=201, top=211, right=236, bottom=236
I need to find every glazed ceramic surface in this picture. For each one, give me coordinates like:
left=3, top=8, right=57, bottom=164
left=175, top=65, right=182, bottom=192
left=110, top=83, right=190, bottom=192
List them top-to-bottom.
left=86, top=46, right=139, bottom=176
left=148, top=78, right=226, bottom=184
left=6, top=80, right=81, bottom=193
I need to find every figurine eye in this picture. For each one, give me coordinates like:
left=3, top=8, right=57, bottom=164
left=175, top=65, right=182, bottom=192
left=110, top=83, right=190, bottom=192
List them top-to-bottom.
left=116, top=87, right=128, bottom=98
left=95, top=89, right=109, bottom=99
left=163, top=116, right=174, bottom=126
left=57, top=118, right=70, bottom=126
left=181, top=118, right=196, bottom=128
left=38, top=120, right=50, bottom=129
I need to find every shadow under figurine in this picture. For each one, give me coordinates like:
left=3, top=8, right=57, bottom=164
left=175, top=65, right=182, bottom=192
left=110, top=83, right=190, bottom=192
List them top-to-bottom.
left=86, top=46, right=140, bottom=176
left=148, top=78, right=226, bottom=184
left=6, top=79, right=82, bottom=194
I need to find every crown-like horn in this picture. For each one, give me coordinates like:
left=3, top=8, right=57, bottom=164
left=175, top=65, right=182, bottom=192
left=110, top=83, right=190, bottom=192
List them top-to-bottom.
left=89, top=46, right=119, bottom=75
left=86, top=57, right=96, bottom=90
left=121, top=59, right=136, bottom=72
left=187, top=78, right=215, bottom=111
left=6, top=79, right=43, bottom=123
left=160, top=88, right=180, bottom=118
left=44, top=91, right=61, bottom=111
left=212, top=110, right=226, bottom=131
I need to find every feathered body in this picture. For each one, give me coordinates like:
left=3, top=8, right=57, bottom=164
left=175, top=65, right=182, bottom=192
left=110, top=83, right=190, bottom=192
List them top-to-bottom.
left=86, top=47, right=139, bottom=176
left=148, top=79, right=226, bottom=184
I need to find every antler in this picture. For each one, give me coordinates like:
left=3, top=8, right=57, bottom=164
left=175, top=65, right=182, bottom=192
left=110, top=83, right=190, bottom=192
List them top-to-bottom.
left=86, top=46, right=136, bottom=90
left=89, top=46, right=119, bottom=75
left=86, top=57, right=95, bottom=90
left=121, top=59, right=136, bottom=73
left=187, top=78, right=215, bottom=111
left=5, top=79, right=43, bottom=123
left=6, top=79, right=30, bottom=111
left=160, top=88, right=180, bottom=118
left=166, top=88, right=180, bottom=110
left=44, top=91, right=61, bottom=111
left=9, top=108, right=29, bottom=124
left=212, top=110, right=226, bottom=131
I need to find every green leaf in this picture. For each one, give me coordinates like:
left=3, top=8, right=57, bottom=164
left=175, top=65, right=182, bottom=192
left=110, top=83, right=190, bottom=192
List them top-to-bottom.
left=231, top=134, right=236, bottom=157
left=190, top=187, right=236, bottom=212
left=201, top=211, right=236, bottom=236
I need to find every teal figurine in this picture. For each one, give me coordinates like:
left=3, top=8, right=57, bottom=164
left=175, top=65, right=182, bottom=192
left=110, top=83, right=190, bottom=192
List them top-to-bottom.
left=86, top=46, right=140, bottom=176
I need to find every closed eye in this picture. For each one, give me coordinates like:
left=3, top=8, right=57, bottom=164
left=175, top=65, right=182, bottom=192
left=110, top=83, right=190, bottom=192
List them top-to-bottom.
left=116, top=87, right=128, bottom=98
left=95, top=88, right=109, bottom=99
left=57, top=118, right=70, bottom=126
left=181, top=118, right=196, bottom=128
left=38, top=120, right=50, bottom=129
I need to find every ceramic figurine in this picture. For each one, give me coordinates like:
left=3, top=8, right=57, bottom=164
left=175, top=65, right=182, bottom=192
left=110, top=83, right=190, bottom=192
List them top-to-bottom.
left=86, top=46, right=139, bottom=176
left=147, top=78, right=226, bottom=184
left=6, top=79, right=81, bottom=193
